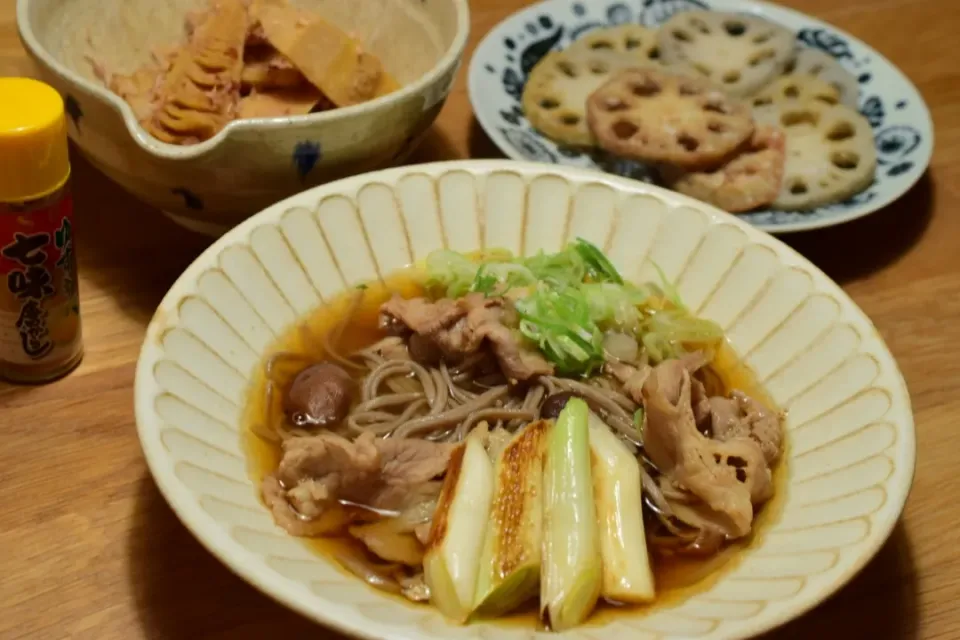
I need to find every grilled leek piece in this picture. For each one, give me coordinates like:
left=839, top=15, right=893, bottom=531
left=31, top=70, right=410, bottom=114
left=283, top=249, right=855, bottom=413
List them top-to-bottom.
left=541, top=398, right=602, bottom=631
left=588, top=410, right=656, bottom=603
left=473, top=419, right=549, bottom=617
left=423, top=429, right=494, bottom=623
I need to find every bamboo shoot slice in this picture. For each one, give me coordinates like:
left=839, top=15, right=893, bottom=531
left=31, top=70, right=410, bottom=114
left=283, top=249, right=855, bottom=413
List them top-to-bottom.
left=541, top=398, right=602, bottom=631
left=588, top=411, right=656, bottom=603
left=473, top=420, right=549, bottom=617
left=423, top=429, right=494, bottom=623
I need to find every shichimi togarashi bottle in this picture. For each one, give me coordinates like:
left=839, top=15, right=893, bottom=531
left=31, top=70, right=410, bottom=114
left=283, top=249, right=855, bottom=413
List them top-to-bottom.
left=0, top=78, right=83, bottom=383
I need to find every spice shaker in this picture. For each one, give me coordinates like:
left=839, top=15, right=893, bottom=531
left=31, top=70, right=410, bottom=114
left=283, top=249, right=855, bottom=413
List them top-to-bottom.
left=0, top=78, right=83, bottom=383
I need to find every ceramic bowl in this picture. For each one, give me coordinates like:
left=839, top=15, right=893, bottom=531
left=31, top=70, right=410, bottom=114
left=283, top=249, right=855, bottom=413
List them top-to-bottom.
left=17, top=0, right=469, bottom=236
left=467, top=0, right=934, bottom=234
left=134, top=160, right=915, bottom=639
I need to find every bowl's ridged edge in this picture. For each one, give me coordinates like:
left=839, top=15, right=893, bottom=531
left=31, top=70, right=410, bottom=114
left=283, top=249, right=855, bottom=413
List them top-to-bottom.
left=134, top=160, right=915, bottom=640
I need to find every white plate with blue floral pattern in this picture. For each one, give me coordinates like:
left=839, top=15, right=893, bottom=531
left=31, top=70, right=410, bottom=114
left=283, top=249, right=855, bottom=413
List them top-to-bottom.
left=467, top=0, right=933, bottom=234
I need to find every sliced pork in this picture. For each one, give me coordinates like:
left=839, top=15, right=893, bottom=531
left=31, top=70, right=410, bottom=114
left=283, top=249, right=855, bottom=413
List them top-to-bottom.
left=379, top=293, right=553, bottom=381
left=641, top=360, right=774, bottom=539
left=708, top=391, right=784, bottom=465
left=262, top=431, right=455, bottom=536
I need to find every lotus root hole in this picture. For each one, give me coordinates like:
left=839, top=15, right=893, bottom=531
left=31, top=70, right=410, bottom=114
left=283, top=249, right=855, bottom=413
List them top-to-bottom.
left=689, top=17, right=711, bottom=34
left=725, top=21, right=747, bottom=36
left=673, top=30, right=692, bottom=42
left=753, top=32, right=773, bottom=44
left=625, top=37, right=642, bottom=50
left=590, top=40, right=613, bottom=50
left=650, top=47, right=661, bottom=60
left=750, top=50, right=776, bottom=67
left=557, top=61, right=577, bottom=78
left=589, top=61, right=609, bottom=75
left=693, top=63, right=713, bottom=77
left=811, top=64, right=825, bottom=74
left=722, top=70, right=741, bottom=84
left=631, top=79, right=661, bottom=97
left=679, top=83, right=702, bottom=96
left=783, top=84, right=800, bottom=98
left=817, top=93, right=839, bottom=105
left=602, top=97, right=629, bottom=112
left=753, top=97, right=773, bottom=107
left=539, top=98, right=560, bottom=110
left=704, top=101, right=729, bottom=114
left=781, top=110, right=819, bottom=127
left=561, top=114, right=581, bottom=126
left=612, top=120, right=639, bottom=139
left=707, top=121, right=726, bottom=133
left=827, top=122, right=855, bottom=141
left=677, top=133, right=700, bottom=152
left=831, top=151, right=860, bottom=170
left=790, top=180, right=808, bottom=195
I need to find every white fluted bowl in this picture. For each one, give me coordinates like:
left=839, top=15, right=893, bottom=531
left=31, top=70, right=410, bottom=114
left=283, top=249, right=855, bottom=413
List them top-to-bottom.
left=134, top=160, right=915, bottom=640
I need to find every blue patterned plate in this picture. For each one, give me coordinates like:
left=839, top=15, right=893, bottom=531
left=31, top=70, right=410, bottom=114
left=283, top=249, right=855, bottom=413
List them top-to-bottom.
left=467, top=0, right=933, bottom=234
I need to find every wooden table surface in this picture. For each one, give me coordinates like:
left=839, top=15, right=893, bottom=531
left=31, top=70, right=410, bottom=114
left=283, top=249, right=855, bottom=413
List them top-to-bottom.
left=0, top=0, right=956, bottom=637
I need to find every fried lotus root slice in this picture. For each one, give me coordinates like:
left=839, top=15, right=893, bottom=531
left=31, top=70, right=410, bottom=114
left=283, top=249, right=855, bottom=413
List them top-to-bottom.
left=657, top=11, right=794, bottom=97
left=568, top=24, right=661, bottom=64
left=783, top=48, right=860, bottom=108
left=522, top=49, right=655, bottom=147
left=586, top=68, right=755, bottom=169
left=750, top=75, right=841, bottom=109
left=754, top=101, right=876, bottom=210
left=660, top=125, right=786, bottom=212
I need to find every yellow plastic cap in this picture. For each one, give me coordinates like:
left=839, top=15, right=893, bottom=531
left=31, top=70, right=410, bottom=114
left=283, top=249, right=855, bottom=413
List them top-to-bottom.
left=0, top=78, right=70, bottom=202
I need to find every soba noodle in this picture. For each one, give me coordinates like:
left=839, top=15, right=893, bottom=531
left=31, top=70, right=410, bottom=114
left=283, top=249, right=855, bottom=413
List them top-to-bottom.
left=256, top=293, right=650, bottom=447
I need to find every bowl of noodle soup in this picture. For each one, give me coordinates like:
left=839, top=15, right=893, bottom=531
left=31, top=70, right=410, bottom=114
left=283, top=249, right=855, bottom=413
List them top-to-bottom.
left=134, top=160, right=915, bottom=639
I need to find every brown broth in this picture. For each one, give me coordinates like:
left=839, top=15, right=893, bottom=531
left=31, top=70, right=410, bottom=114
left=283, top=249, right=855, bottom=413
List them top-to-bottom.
left=241, top=271, right=788, bottom=626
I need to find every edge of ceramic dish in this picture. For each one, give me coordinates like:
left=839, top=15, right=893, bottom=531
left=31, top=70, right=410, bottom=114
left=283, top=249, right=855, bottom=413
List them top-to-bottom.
left=16, top=0, right=471, bottom=161
left=466, top=0, right=934, bottom=234
left=134, top=159, right=916, bottom=640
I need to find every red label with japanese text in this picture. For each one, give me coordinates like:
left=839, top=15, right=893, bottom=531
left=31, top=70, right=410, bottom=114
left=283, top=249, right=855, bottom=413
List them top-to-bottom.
left=0, top=192, right=82, bottom=376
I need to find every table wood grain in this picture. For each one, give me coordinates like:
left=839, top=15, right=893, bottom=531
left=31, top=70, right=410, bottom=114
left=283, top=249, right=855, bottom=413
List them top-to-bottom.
left=0, top=0, right=955, bottom=637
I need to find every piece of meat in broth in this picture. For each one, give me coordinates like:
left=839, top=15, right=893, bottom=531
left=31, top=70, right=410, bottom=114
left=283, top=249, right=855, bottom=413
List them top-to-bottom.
left=379, top=294, right=553, bottom=381
left=380, top=295, right=466, bottom=337
left=474, top=314, right=553, bottom=381
left=609, top=351, right=707, bottom=407
left=641, top=362, right=772, bottom=539
left=708, top=391, right=784, bottom=465
left=275, top=431, right=380, bottom=504
left=263, top=432, right=456, bottom=536
left=377, top=437, right=457, bottom=487
left=262, top=474, right=346, bottom=536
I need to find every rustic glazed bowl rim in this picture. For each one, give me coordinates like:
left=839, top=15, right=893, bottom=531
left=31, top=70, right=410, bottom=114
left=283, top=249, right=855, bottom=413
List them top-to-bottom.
left=16, top=0, right=471, bottom=161
left=134, top=159, right=916, bottom=640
